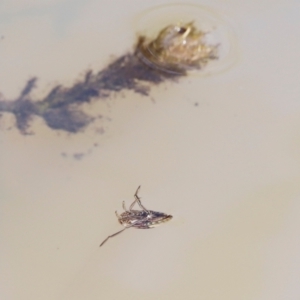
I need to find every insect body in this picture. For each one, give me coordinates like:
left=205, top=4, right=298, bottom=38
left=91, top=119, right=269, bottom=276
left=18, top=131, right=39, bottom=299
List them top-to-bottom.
left=100, top=186, right=172, bottom=247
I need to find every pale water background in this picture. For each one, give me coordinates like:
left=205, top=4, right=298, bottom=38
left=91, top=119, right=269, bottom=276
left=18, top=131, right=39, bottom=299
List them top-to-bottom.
left=1, top=1, right=300, bottom=299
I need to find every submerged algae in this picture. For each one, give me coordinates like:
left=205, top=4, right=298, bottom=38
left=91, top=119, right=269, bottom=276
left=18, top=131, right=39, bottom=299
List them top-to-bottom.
left=0, top=22, right=217, bottom=134
left=0, top=53, right=181, bottom=134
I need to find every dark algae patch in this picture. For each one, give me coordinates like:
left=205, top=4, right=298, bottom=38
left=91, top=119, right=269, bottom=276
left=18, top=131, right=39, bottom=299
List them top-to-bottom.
left=0, top=22, right=218, bottom=134
left=0, top=53, right=181, bottom=135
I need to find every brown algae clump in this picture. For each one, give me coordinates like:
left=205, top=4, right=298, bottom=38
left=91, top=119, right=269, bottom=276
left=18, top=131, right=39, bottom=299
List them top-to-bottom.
left=137, top=22, right=218, bottom=74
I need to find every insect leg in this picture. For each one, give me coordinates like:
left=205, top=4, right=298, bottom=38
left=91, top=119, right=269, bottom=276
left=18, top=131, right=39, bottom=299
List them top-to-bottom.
left=129, top=186, right=140, bottom=210
left=130, top=186, right=149, bottom=213
left=136, top=196, right=149, bottom=212
left=122, top=201, right=127, bottom=211
left=115, top=210, right=120, bottom=218
left=99, top=217, right=149, bottom=247
left=99, top=227, right=128, bottom=247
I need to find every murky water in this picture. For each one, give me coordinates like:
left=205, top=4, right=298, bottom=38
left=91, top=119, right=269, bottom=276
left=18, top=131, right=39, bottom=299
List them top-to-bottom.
left=1, top=1, right=300, bottom=300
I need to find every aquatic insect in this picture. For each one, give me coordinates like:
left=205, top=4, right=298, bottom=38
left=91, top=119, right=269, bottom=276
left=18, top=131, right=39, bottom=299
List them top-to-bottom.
left=100, top=186, right=172, bottom=247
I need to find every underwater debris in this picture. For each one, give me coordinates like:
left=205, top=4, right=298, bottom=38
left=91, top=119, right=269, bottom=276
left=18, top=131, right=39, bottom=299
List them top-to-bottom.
left=0, top=22, right=218, bottom=134
left=137, top=22, right=218, bottom=74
